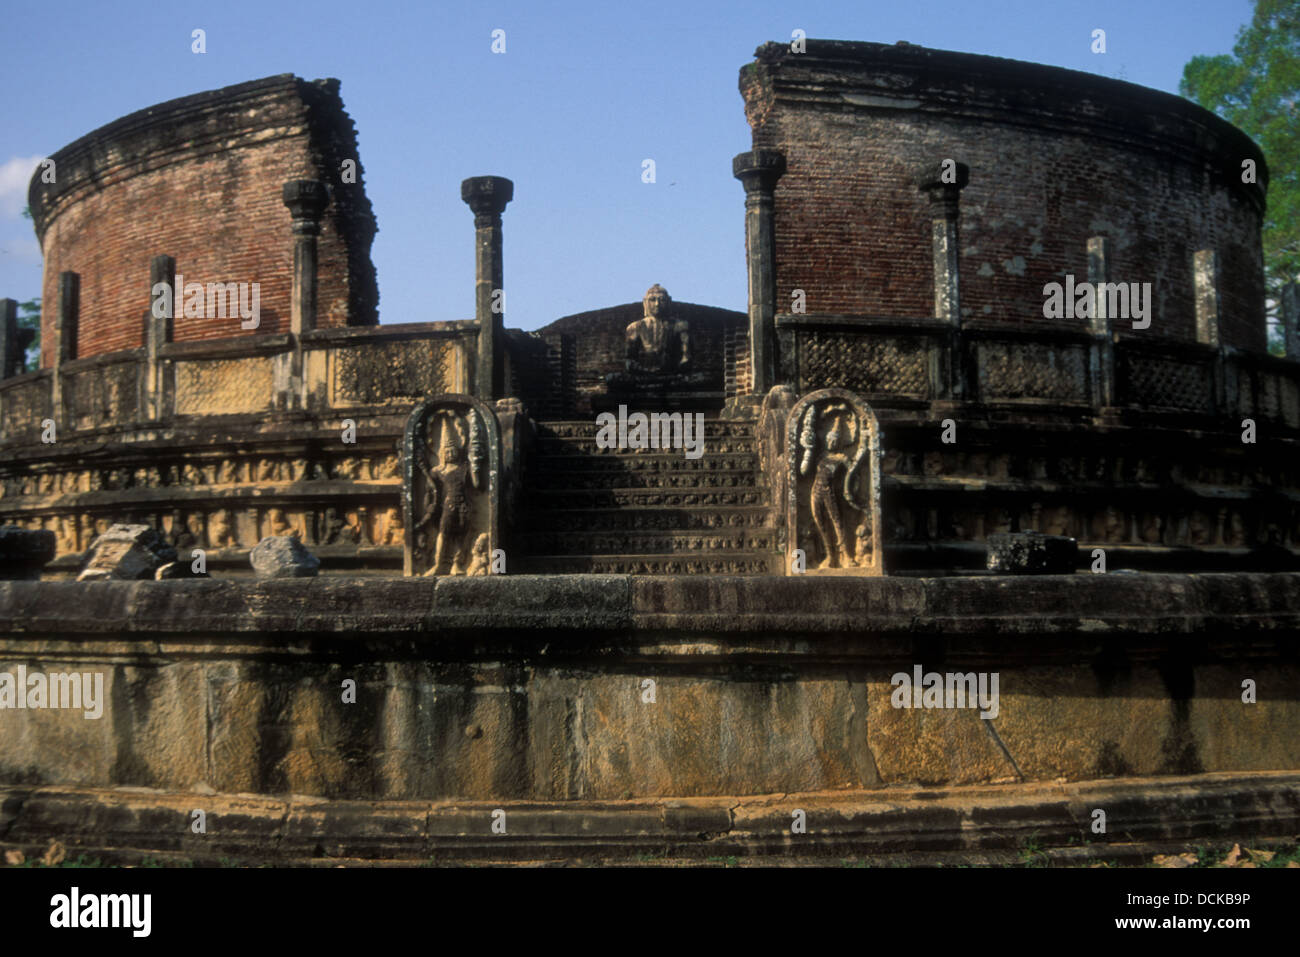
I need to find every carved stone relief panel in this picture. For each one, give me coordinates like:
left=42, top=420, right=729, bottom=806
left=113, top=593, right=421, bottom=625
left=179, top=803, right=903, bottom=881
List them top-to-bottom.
left=786, top=388, right=883, bottom=575
left=402, top=394, right=499, bottom=576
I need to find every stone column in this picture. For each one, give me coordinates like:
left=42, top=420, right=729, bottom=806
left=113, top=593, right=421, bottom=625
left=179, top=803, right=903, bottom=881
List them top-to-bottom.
left=732, top=149, right=786, bottom=394
left=918, top=162, right=969, bottom=400
left=918, top=162, right=970, bottom=324
left=461, top=176, right=514, bottom=401
left=282, top=181, right=330, bottom=336
left=282, top=181, right=329, bottom=409
left=1087, top=237, right=1115, bottom=407
left=1192, top=250, right=1226, bottom=415
left=1193, top=250, right=1221, bottom=348
left=146, top=255, right=175, bottom=420
left=51, top=271, right=79, bottom=428
left=1282, top=282, right=1300, bottom=360
left=0, top=298, right=18, bottom=380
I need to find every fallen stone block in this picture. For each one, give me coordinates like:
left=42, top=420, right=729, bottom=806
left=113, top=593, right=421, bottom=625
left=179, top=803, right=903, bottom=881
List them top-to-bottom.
left=77, top=525, right=177, bottom=581
left=250, top=535, right=320, bottom=578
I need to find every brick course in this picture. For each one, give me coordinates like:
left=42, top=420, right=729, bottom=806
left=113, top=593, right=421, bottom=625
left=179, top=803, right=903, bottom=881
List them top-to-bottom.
left=741, top=41, right=1268, bottom=351
left=30, top=75, right=378, bottom=365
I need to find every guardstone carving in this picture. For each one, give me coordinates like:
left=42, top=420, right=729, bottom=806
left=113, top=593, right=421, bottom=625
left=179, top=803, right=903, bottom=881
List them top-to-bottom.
left=786, top=388, right=882, bottom=575
left=402, top=394, right=500, bottom=576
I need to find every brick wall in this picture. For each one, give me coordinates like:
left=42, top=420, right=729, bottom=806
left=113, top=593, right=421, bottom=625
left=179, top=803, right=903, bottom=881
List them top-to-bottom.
left=741, top=41, right=1268, bottom=351
left=31, top=75, right=378, bottom=365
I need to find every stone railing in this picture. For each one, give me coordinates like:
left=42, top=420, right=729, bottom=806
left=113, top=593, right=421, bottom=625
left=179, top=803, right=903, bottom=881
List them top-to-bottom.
left=774, top=312, right=1300, bottom=430
left=776, top=314, right=949, bottom=406
left=0, top=321, right=477, bottom=442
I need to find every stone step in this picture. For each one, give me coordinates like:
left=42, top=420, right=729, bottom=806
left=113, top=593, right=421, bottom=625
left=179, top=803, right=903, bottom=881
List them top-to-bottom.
left=538, top=419, right=757, bottom=439
left=535, top=420, right=758, bottom=457
left=535, top=436, right=758, bottom=458
left=527, top=451, right=759, bottom=473
left=524, top=467, right=765, bottom=492
left=520, top=487, right=772, bottom=509
left=514, top=505, right=772, bottom=534
left=512, top=528, right=779, bottom=556
left=511, top=552, right=780, bottom=574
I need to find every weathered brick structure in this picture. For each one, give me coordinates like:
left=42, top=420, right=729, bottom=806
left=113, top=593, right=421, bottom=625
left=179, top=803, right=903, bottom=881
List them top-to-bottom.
left=740, top=40, right=1267, bottom=349
left=0, top=44, right=1297, bottom=864
left=29, top=74, right=378, bottom=362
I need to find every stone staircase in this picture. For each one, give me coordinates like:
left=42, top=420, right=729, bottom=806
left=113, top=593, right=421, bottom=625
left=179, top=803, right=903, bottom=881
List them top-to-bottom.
left=513, top=419, right=779, bottom=573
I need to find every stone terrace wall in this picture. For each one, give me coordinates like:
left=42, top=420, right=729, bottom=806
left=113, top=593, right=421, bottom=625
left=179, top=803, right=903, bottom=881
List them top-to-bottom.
left=741, top=40, right=1268, bottom=350
left=29, top=74, right=378, bottom=363
left=0, top=323, right=476, bottom=569
left=0, top=575, right=1296, bottom=800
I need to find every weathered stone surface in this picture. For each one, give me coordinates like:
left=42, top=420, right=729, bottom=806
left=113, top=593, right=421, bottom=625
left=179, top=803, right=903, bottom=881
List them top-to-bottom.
left=77, top=524, right=177, bottom=581
left=0, top=526, right=56, bottom=580
left=986, top=531, right=1077, bottom=574
left=249, top=535, right=319, bottom=578
left=0, top=574, right=1297, bottom=801
left=2, top=772, right=1297, bottom=864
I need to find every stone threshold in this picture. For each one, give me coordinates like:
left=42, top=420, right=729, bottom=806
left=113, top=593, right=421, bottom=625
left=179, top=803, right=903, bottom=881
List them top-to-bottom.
left=5, top=572, right=1300, bottom=640
left=2, top=772, right=1296, bottom=866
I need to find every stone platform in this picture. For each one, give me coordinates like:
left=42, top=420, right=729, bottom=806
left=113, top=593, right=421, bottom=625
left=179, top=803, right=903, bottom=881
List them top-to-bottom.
left=1, top=574, right=1297, bottom=802
left=2, top=772, right=1296, bottom=866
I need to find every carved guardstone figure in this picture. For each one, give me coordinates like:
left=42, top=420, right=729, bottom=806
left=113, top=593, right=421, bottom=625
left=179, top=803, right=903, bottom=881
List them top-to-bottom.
left=402, top=395, right=500, bottom=577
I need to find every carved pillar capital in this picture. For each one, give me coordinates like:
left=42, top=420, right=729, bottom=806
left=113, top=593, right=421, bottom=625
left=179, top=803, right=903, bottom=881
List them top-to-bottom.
left=732, top=149, right=787, bottom=195
left=916, top=161, right=970, bottom=218
left=461, top=176, right=514, bottom=227
left=281, top=180, right=329, bottom=236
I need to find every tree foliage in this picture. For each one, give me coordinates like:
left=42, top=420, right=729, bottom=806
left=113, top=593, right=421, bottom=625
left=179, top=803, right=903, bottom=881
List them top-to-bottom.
left=1181, top=0, right=1300, bottom=353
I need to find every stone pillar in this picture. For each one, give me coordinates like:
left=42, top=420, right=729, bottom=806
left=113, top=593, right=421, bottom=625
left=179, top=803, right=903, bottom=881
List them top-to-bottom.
left=732, top=149, right=786, bottom=394
left=918, top=162, right=970, bottom=324
left=918, top=163, right=969, bottom=401
left=461, top=176, right=514, bottom=401
left=282, top=180, right=329, bottom=409
left=282, top=181, right=329, bottom=336
left=1087, top=237, right=1115, bottom=407
left=1193, top=250, right=1221, bottom=348
left=146, top=255, right=175, bottom=420
left=51, top=271, right=79, bottom=428
left=1282, top=282, right=1300, bottom=360
left=0, top=298, right=18, bottom=380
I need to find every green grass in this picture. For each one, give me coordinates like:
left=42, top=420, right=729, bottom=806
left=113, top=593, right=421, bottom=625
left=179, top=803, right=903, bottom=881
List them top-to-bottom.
left=1018, top=833, right=1050, bottom=868
left=1257, top=843, right=1299, bottom=868
left=16, top=853, right=107, bottom=868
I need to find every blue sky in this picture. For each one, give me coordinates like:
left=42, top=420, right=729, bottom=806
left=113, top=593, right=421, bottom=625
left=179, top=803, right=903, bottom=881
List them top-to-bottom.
left=0, top=0, right=1255, bottom=331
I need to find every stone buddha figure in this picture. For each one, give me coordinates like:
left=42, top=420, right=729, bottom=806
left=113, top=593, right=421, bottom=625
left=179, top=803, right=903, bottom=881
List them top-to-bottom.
left=606, top=284, right=714, bottom=393
left=626, top=284, right=691, bottom=375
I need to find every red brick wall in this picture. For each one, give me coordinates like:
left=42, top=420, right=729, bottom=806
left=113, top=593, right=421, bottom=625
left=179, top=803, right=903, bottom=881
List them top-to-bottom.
left=742, top=42, right=1268, bottom=351
left=33, top=75, right=377, bottom=365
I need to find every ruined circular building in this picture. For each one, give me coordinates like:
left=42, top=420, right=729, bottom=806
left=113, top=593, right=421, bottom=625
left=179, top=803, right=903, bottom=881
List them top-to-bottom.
left=0, top=40, right=1296, bottom=863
